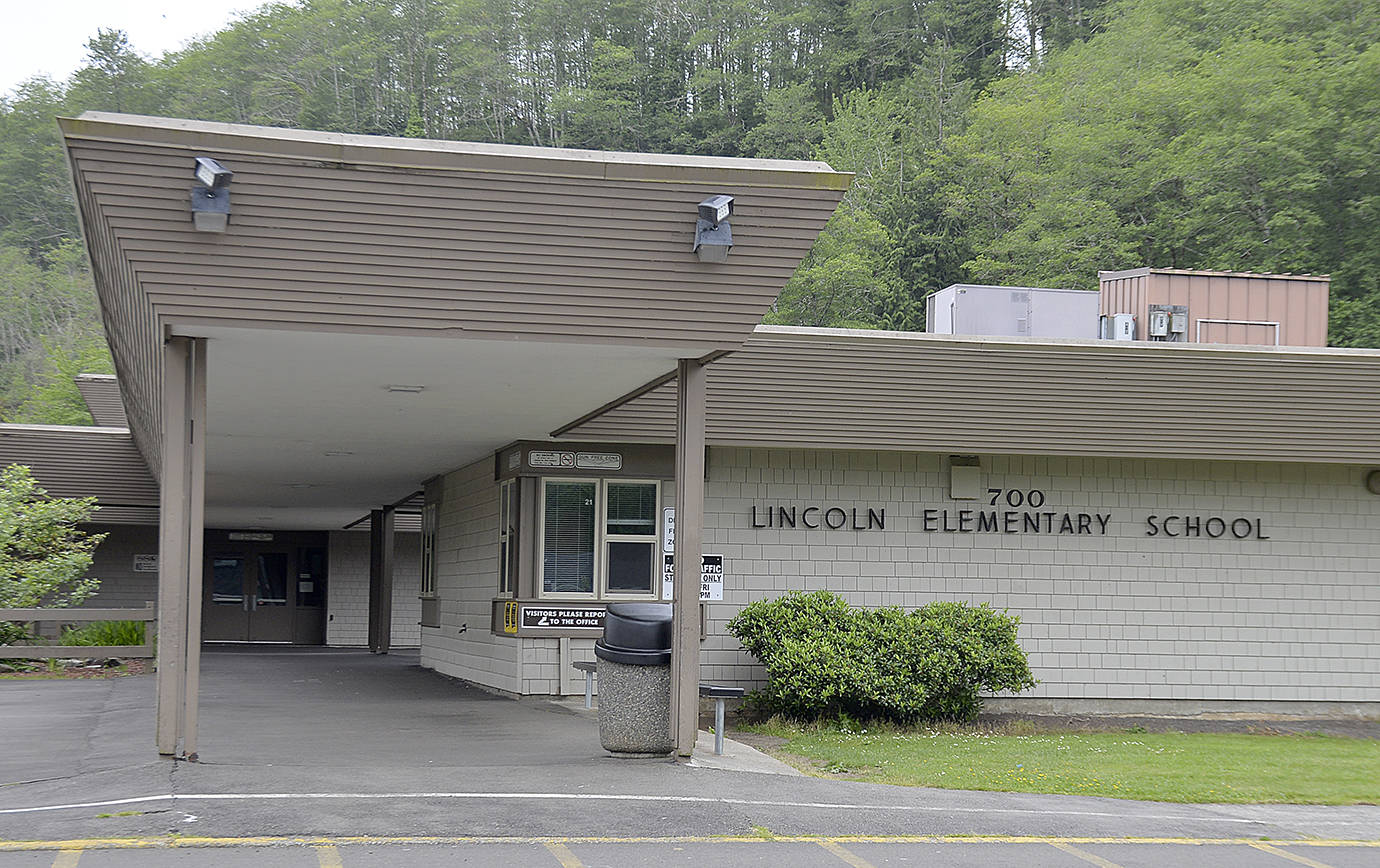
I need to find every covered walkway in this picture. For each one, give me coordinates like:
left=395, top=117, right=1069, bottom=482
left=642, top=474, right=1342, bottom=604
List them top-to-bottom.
left=193, top=647, right=605, bottom=768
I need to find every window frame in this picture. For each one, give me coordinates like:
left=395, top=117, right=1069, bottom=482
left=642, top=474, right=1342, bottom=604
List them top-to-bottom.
left=535, top=476, right=661, bottom=600
left=497, top=478, right=519, bottom=597
left=419, top=503, right=437, bottom=598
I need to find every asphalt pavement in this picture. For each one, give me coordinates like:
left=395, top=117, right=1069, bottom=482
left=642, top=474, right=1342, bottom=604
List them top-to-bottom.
left=2, top=648, right=1377, bottom=867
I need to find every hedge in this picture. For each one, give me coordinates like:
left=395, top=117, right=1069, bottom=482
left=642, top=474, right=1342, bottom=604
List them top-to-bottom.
left=727, top=590, right=1036, bottom=723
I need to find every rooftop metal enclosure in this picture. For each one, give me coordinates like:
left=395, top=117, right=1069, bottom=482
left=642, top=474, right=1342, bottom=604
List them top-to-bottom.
left=1099, top=268, right=1330, bottom=346
left=925, top=284, right=1100, bottom=339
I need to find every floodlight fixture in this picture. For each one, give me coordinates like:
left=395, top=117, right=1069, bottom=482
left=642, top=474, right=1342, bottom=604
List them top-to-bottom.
left=189, top=156, right=233, bottom=233
left=194, top=156, right=234, bottom=189
left=693, top=194, right=735, bottom=262
left=697, top=194, right=734, bottom=227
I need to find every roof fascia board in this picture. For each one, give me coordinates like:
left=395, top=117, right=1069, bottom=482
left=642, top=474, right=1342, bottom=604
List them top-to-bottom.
left=60, top=113, right=853, bottom=191
left=749, top=325, right=1380, bottom=361
left=0, top=423, right=133, bottom=435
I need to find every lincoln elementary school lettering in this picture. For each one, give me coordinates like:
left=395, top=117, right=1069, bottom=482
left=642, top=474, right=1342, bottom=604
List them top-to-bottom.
left=749, top=487, right=1267, bottom=541
left=751, top=505, right=885, bottom=530
left=923, top=509, right=1111, bottom=535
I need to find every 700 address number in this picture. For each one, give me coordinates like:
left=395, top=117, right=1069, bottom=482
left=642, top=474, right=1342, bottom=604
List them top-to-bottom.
left=987, top=488, right=1046, bottom=508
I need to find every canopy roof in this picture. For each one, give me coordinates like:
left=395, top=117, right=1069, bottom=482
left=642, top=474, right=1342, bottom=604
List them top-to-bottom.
left=61, top=113, right=850, bottom=528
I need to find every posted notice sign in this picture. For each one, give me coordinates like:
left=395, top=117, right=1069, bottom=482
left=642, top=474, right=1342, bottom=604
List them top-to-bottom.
left=661, top=554, right=724, bottom=602
left=520, top=605, right=606, bottom=630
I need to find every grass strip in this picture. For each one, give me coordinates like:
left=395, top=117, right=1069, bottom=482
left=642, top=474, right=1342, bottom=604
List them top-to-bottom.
left=748, top=721, right=1380, bottom=804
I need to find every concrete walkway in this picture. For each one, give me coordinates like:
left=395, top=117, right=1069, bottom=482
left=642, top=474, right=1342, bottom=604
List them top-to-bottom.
left=2, top=648, right=1378, bottom=849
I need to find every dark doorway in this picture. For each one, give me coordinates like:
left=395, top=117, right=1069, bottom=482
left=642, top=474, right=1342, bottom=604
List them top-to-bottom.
left=202, top=530, right=328, bottom=644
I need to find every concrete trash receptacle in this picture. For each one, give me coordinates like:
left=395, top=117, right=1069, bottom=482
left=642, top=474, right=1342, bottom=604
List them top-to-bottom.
left=594, top=601, right=674, bottom=757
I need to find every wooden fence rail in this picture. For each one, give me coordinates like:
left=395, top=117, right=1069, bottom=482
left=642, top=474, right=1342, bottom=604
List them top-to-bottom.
left=0, top=602, right=156, bottom=659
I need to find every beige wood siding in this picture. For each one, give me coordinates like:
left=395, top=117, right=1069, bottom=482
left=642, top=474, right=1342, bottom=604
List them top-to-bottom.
left=61, top=113, right=850, bottom=469
left=558, top=327, right=1380, bottom=464
left=74, top=374, right=129, bottom=427
left=0, top=425, right=158, bottom=519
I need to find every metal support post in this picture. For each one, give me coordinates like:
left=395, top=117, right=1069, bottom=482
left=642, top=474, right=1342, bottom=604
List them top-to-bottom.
left=155, top=336, right=206, bottom=759
left=670, top=358, right=707, bottom=757
left=368, top=506, right=396, bottom=653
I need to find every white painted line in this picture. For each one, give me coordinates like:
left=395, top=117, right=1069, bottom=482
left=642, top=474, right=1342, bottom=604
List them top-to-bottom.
left=0, top=790, right=1368, bottom=829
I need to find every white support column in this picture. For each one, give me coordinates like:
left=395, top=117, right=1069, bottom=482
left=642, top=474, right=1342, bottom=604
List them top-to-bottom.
left=154, top=335, right=207, bottom=759
left=670, top=358, right=707, bottom=757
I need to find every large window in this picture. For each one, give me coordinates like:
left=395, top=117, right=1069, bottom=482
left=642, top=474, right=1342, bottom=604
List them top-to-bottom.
left=540, top=478, right=659, bottom=598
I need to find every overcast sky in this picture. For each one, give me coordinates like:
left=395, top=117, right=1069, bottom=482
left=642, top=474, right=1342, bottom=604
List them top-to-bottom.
left=2, top=1, right=272, bottom=96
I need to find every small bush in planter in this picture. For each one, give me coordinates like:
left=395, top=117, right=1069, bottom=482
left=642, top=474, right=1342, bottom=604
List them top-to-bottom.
left=727, top=590, right=1036, bottom=723
left=59, top=620, right=146, bottom=647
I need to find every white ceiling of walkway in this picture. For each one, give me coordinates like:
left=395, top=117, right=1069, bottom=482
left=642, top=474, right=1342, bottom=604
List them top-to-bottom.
left=198, top=325, right=677, bottom=529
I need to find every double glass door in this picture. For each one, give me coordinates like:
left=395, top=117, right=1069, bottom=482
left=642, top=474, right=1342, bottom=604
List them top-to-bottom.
left=202, top=538, right=327, bottom=644
left=204, top=552, right=294, bottom=642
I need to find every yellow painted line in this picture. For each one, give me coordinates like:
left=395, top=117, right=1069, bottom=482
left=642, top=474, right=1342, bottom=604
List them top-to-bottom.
left=1, top=835, right=1378, bottom=850
left=818, top=839, right=877, bottom=868
left=544, top=841, right=584, bottom=867
left=1050, top=841, right=1125, bottom=868
left=1249, top=843, right=1337, bottom=868
left=315, top=844, right=343, bottom=868
left=51, top=851, right=81, bottom=868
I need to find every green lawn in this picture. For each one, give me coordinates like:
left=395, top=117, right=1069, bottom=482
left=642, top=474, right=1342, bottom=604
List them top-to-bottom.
left=749, top=722, right=1380, bottom=804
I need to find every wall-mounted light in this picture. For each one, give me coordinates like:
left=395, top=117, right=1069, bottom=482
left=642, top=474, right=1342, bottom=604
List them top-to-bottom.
left=190, top=156, right=233, bottom=233
left=693, top=194, right=735, bottom=263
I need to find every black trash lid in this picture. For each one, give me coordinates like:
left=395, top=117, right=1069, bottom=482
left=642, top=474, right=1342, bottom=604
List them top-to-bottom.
left=601, top=601, right=673, bottom=654
left=594, top=640, right=672, bottom=666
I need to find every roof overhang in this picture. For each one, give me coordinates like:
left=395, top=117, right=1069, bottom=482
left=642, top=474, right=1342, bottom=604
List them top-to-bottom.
left=60, top=113, right=851, bottom=528
left=557, top=326, right=1380, bottom=465
left=0, top=424, right=158, bottom=524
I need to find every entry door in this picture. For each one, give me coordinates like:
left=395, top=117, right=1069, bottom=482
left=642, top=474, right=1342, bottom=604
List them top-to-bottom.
left=202, top=550, right=296, bottom=643
left=249, top=552, right=293, bottom=642
left=204, top=555, right=250, bottom=641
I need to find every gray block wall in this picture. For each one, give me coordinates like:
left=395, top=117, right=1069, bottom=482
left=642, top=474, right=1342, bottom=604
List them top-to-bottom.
left=422, top=446, right=1380, bottom=712
left=699, top=448, right=1380, bottom=708
left=421, top=458, right=523, bottom=691
left=84, top=523, right=160, bottom=609
left=325, top=530, right=422, bottom=648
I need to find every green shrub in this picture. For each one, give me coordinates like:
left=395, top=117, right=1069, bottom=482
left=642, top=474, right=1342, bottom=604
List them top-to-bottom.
left=727, top=591, right=1036, bottom=724
left=59, top=620, right=145, bottom=647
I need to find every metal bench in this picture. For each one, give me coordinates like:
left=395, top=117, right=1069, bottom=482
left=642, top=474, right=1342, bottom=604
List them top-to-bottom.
left=572, top=661, right=597, bottom=709
left=699, top=684, right=746, bottom=755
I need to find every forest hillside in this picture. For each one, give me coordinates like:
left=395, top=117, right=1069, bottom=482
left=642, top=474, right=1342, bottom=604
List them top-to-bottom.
left=2, top=0, right=1376, bottom=423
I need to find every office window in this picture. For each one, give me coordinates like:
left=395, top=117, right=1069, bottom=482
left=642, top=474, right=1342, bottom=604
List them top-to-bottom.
left=540, top=478, right=659, bottom=598
left=498, top=479, right=520, bottom=596
left=604, top=482, right=657, bottom=594
left=420, top=503, right=437, bottom=597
